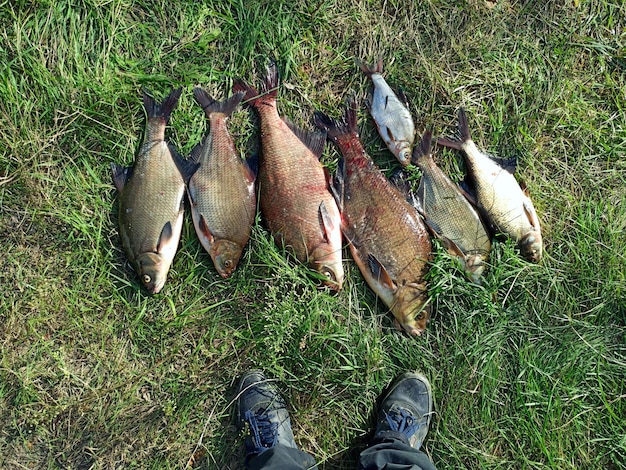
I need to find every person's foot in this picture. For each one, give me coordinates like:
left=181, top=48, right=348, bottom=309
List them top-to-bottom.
left=236, top=370, right=298, bottom=459
left=374, top=372, right=433, bottom=450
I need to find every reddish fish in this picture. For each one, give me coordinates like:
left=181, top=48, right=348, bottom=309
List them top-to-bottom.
left=233, top=62, right=344, bottom=289
left=314, top=98, right=432, bottom=336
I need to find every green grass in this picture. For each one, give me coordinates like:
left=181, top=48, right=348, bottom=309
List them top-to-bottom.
left=1, top=0, right=625, bottom=468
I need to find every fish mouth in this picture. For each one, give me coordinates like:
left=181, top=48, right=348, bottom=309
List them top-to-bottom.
left=519, top=231, right=543, bottom=263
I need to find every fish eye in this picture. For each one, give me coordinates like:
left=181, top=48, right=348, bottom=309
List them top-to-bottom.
left=223, top=259, right=233, bottom=268
left=322, top=269, right=335, bottom=282
left=143, top=274, right=152, bottom=284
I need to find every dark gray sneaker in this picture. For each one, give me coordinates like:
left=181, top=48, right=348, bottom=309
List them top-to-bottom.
left=236, top=370, right=298, bottom=459
left=374, top=372, right=433, bottom=450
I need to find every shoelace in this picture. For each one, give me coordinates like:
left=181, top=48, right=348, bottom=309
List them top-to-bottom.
left=245, top=408, right=278, bottom=450
left=384, top=408, right=422, bottom=437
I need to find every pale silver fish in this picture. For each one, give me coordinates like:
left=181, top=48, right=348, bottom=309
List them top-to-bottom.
left=359, top=59, right=416, bottom=166
left=438, top=108, right=542, bottom=262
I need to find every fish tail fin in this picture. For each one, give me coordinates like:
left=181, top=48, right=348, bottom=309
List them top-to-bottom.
left=356, top=57, right=383, bottom=76
left=233, top=60, right=278, bottom=108
left=262, top=60, right=279, bottom=96
left=143, top=88, right=182, bottom=122
left=193, top=88, right=244, bottom=118
left=314, top=96, right=358, bottom=141
left=437, top=108, right=472, bottom=150
left=411, top=130, right=433, bottom=165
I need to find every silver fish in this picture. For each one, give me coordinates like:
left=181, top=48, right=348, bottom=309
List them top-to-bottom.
left=359, top=59, right=416, bottom=166
left=111, top=89, right=194, bottom=293
left=188, top=89, right=256, bottom=278
left=438, top=108, right=542, bottom=262
left=391, top=131, right=492, bottom=283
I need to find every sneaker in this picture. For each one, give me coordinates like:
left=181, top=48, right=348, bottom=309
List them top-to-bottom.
left=236, top=370, right=298, bottom=458
left=374, top=372, right=433, bottom=450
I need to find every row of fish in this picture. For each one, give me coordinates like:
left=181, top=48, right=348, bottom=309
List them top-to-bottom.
left=111, top=60, right=543, bottom=337
left=360, top=60, right=543, bottom=273
left=111, top=89, right=256, bottom=295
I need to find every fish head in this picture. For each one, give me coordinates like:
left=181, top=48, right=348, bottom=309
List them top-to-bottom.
left=518, top=230, right=543, bottom=263
left=211, top=240, right=243, bottom=278
left=310, top=247, right=344, bottom=291
left=135, top=252, right=168, bottom=294
left=465, top=253, right=488, bottom=284
left=391, top=284, right=430, bottom=337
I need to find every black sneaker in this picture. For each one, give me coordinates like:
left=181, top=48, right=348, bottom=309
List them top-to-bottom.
left=236, top=370, right=298, bottom=459
left=374, top=372, right=433, bottom=450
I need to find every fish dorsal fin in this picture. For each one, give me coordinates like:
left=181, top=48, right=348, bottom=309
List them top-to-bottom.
left=397, top=87, right=410, bottom=110
left=284, top=117, right=327, bottom=158
left=169, top=142, right=199, bottom=183
left=490, top=154, right=517, bottom=174
left=111, top=162, right=132, bottom=192
left=388, top=168, right=411, bottom=198
left=414, top=178, right=426, bottom=215
left=319, top=201, right=336, bottom=243
left=198, top=214, right=216, bottom=244
left=156, top=222, right=174, bottom=253
left=367, top=254, right=396, bottom=290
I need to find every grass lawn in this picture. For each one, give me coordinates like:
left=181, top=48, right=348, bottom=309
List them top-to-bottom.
left=1, top=0, right=625, bottom=468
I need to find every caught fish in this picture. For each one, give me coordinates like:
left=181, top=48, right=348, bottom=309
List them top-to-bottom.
left=359, top=59, right=416, bottom=166
left=233, top=62, right=344, bottom=290
left=187, top=88, right=256, bottom=278
left=111, top=89, right=194, bottom=294
left=314, top=98, right=432, bottom=336
left=438, top=108, right=542, bottom=262
left=390, top=131, right=491, bottom=284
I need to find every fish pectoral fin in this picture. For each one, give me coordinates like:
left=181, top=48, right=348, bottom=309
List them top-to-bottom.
left=111, top=162, right=132, bottom=192
left=522, top=200, right=541, bottom=230
left=319, top=201, right=336, bottom=244
left=198, top=214, right=216, bottom=244
left=156, top=222, right=174, bottom=253
left=440, top=236, right=466, bottom=258
left=367, top=254, right=397, bottom=291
